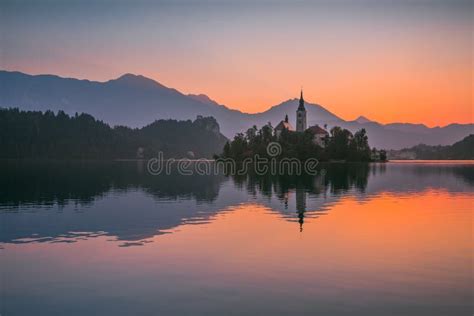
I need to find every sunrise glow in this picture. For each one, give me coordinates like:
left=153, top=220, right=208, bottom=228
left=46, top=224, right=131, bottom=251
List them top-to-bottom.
left=2, top=0, right=472, bottom=126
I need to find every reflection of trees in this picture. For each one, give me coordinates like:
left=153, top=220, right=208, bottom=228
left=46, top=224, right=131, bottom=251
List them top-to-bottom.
left=0, top=161, right=225, bottom=208
left=0, top=161, right=227, bottom=244
left=2, top=161, right=471, bottom=243
left=230, top=163, right=373, bottom=200
left=322, top=163, right=371, bottom=194
left=230, top=164, right=374, bottom=232
left=411, top=164, right=474, bottom=185
left=453, top=166, right=474, bottom=185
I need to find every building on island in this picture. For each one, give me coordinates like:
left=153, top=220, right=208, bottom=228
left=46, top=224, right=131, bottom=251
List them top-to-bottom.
left=296, top=89, right=307, bottom=132
left=274, top=90, right=329, bottom=147
left=274, top=114, right=294, bottom=138
left=307, top=125, right=329, bottom=147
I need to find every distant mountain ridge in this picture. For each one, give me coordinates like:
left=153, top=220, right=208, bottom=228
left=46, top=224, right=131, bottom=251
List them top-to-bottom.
left=1, top=70, right=472, bottom=149
left=354, top=116, right=373, bottom=124
left=388, top=135, right=474, bottom=160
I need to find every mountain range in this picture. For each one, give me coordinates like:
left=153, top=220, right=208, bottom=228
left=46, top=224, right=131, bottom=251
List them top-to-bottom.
left=1, top=70, right=472, bottom=149
left=388, top=135, right=474, bottom=160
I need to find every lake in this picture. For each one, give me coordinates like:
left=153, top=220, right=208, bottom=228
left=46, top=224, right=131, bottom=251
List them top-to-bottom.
left=0, top=161, right=472, bottom=315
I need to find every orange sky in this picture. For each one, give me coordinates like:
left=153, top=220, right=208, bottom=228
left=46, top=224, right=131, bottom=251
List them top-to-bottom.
left=2, top=0, right=473, bottom=126
left=143, top=40, right=472, bottom=126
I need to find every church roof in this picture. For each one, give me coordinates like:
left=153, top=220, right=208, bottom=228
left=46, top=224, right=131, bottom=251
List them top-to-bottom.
left=275, top=120, right=294, bottom=131
left=307, top=125, right=328, bottom=135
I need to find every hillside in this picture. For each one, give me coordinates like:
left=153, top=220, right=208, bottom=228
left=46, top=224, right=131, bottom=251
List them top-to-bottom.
left=0, top=108, right=227, bottom=159
left=388, top=135, right=474, bottom=160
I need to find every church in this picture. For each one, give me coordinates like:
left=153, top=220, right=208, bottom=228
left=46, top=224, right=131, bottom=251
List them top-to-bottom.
left=274, top=90, right=329, bottom=147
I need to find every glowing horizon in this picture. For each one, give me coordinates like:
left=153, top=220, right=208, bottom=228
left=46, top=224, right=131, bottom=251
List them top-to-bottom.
left=1, top=0, right=472, bottom=127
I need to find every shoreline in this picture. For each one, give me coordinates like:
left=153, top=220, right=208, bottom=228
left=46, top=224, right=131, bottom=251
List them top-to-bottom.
left=0, top=158, right=473, bottom=163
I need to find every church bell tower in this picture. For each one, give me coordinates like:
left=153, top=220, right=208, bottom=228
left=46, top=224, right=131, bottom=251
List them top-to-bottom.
left=296, top=89, right=307, bottom=132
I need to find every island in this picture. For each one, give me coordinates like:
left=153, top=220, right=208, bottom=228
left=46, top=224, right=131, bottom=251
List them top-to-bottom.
left=218, top=91, right=387, bottom=162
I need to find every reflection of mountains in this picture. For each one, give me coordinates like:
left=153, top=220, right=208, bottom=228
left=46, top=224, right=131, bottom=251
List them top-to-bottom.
left=0, top=161, right=472, bottom=245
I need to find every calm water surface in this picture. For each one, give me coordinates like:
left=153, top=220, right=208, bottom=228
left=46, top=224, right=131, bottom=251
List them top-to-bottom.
left=1, top=161, right=472, bottom=315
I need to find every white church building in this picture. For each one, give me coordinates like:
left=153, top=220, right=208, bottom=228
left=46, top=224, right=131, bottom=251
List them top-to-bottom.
left=274, top=90, right=329, bottom=147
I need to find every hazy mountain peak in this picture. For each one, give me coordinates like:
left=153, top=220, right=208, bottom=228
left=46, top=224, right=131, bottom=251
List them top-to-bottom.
left=113, top=73, right=165, bottom=89
left=117, top=73, right=140, bottom=79
left=188, top=94, right=220, bottom=106
left=355, top=115, right=373, bottom=124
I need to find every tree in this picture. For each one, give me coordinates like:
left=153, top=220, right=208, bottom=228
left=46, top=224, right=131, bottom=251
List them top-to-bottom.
left=0, top=109, right=227, bottom=159
left=220, top=125, right=376, bottom=163
left=245, top=126, right=258, bottom=144
left=327, top=127, right=352, bottom=160
left=350, top=128, right=371, bottom=161
left=229, top=133, right=248, bottom=161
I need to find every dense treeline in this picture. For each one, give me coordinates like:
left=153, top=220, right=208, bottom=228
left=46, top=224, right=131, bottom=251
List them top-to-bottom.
left=0, top=108, right=227, bottom=159
left=219, top=123, right=386, bottom=162
left=388, top=134, right=474, bottom=160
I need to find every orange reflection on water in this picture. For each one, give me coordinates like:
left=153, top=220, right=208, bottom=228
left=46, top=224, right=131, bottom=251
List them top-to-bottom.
left=3, top=190, right=472, bottom=312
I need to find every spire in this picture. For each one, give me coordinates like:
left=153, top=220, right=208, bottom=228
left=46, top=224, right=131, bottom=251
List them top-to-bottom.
left=298, top=88, right=306, bottom=111
left=285, top=114, right=289, bottom=123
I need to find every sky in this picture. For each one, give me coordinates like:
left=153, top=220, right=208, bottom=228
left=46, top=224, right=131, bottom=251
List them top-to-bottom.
left=1, top=0, right=472, bottom=126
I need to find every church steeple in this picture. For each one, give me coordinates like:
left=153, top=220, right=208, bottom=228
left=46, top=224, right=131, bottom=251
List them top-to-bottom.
left=296, top=89, right=307, bottom=132
left=298, top=89, right=305, bottom=111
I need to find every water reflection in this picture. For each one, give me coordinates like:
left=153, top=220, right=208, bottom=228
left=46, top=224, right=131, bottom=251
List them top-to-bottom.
left=0, top=160, right=225, bottom=207
left=0, top=161, right=472, bottom=245
left=1, top=161, right=473, bottom=316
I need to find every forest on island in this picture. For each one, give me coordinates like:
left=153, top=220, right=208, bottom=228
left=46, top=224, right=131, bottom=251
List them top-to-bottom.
left=219, top=123, right=386, bottom=162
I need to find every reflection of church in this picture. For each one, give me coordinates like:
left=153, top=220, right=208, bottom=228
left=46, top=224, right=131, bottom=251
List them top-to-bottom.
left=274, top=90, right=329, bottom=147
left=296, top=188, right=306, bottom=232
left=282, top=189, right=307, bottom=232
